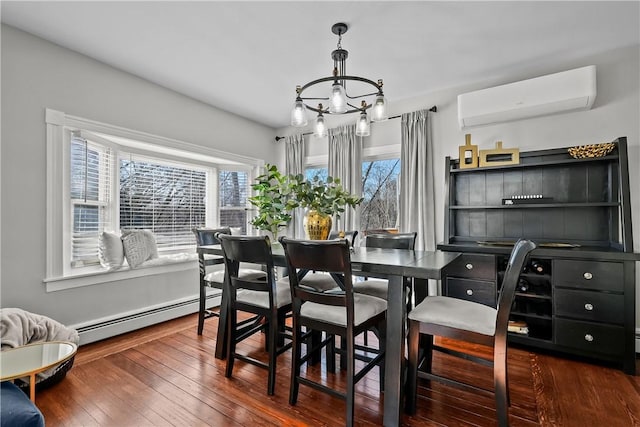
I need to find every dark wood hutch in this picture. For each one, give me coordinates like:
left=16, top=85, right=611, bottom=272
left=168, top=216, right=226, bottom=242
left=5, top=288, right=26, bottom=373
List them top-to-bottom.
left=438, top=137, right=638, bottom=374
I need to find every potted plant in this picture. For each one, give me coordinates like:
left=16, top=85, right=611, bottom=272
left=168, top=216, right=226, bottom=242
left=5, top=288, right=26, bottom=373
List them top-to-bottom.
left=248, top=164, right=297, bottom=240
left=288, top=174, right=363, bottom=240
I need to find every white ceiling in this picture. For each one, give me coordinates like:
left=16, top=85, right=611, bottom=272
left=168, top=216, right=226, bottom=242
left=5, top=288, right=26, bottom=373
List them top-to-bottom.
left=2, top=1, right=639, bottom=129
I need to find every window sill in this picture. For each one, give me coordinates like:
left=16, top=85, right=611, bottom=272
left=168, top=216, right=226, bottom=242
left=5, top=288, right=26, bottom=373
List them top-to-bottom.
left=44, top=253, right=198, bottom=292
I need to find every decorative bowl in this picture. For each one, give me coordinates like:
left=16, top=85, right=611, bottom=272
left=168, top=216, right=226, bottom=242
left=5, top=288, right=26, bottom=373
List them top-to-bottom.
left=567, top=142, right=616, bottom=159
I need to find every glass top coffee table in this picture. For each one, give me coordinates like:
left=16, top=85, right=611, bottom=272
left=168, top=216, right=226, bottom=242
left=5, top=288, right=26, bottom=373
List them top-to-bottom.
left=0, top=341, right=77, bottom=402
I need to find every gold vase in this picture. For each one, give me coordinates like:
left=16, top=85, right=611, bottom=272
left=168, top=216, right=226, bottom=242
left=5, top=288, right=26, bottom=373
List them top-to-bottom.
left=303, top=210, right=332, bottom=240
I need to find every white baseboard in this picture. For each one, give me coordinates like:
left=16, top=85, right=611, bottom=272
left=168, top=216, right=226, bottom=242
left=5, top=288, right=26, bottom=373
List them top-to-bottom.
left=69, top=291, right=221, bottom=345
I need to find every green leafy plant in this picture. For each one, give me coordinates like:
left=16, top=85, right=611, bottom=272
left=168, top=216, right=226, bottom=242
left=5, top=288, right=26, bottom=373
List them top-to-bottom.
left=248, top=164, right=297, bottom=239
left=248, top=164, right=363, bottom=238
left=288, top=174, right=363, bottom=217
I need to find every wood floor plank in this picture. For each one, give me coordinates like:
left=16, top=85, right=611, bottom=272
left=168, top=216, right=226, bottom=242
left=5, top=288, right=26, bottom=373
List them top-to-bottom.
left=33, top=314, right=639, bottom=426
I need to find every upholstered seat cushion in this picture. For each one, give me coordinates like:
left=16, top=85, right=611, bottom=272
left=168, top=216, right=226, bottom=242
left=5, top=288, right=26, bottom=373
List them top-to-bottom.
left=204, top=269, right=266, bottom=285
left=280, top=273, right=342, bottom=293
left=353, top=278, right=412, bottom=304
left=353, top=278, right=389, bottom=299
left=237, top=279, right=292, bottom=309
left=300, top=294, right=387, bottom=327
left=408, top=296, right=497, bottom=336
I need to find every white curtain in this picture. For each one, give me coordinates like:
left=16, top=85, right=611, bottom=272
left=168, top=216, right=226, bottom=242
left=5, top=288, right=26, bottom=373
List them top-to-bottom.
left=398, top=109, right=435, bottom=252
left=328, top=125, right=362, bottom=234
left=284, top=134, right=306, bottom=238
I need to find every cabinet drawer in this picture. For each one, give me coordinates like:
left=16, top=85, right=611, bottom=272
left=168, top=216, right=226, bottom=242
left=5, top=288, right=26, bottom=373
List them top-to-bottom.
left=445, top=254, right=495, bottom=280
left=553, top=260, right=623, bottom=292
left=445, top=277, right=496, bottom=307
left=554, top=289, right=624, bottom=324
left=554, top=318, right=624, bottom=356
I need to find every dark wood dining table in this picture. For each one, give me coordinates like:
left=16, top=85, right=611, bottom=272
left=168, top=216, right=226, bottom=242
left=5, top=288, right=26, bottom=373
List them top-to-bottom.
left=198, top=243, right=459, bottom=427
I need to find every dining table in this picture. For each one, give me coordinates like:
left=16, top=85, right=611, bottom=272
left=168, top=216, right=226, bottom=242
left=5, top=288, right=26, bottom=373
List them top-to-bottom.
left=198, top=243, right=460, bottom=427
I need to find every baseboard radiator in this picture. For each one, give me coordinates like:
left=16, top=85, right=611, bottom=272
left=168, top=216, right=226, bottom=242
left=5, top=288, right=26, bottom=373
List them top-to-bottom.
left=71, top=291, right=221, bottom=345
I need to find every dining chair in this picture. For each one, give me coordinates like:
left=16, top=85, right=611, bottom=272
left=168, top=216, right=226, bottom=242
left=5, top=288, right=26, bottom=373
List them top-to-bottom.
left=193, top=228, right=266, bottom=335
left=295, top=230, right=359, bottom=293
left=353, top=232, right=417, bottom=301
left=353, top=232, right=417, bottom=350
left=217, top=233, right=292, bottom=395
left=279, top=237, right=387, bottom=427
left=405, top=239, right=536, bottom=427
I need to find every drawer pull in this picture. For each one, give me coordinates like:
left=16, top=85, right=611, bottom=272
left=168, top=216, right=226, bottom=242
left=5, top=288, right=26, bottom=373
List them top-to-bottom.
left=465, top=263, right=473, bottom=270
left=583, top=272, right=593, bottom=280
left=466, top=289, right=474, bottom=296
left=584, top=303, right=594, bottom=311
left=584, top=334, right=594, bottom=342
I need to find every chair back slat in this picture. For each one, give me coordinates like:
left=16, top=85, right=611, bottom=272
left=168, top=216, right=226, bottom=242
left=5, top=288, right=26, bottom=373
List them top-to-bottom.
left=365, top=232, right=417, bottom=250
left=495, top=239, right=537, bottom=332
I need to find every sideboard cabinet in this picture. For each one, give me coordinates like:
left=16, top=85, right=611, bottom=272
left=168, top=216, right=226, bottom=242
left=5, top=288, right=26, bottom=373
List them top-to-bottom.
left=438, top=137, right=638, bottom=374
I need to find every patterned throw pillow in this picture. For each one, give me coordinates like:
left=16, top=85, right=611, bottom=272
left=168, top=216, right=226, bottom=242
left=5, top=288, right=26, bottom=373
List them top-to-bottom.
left=121, top=230, right=158, bottom=268
left=98, top=232, right=125, bottom=270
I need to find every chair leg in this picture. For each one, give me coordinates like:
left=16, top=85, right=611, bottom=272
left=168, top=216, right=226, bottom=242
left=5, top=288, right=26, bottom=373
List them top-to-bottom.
left=197, top=282, right=206, bottom=335
left=224, top=307, right=236, bottom=379
left=267, top=312, right=278, bottom=396
left=405, top=319, right=420, bottom=415
left=289, top=321, right=302, bottom=405
left=377, top=322, right=386, bottom=392
left=345, top=331, right=355, bottom=427
left=327, top=334, right=336, bottom=373
left=420, top=334, right=434, bottom=374
left=340, top=336, right=347, bottom=371
left=494, top=338, right=509, bottom=427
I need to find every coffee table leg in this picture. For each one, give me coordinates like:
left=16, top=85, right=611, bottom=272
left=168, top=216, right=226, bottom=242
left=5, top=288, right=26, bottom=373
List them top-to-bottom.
left=30, top=374, right=36, bottom=402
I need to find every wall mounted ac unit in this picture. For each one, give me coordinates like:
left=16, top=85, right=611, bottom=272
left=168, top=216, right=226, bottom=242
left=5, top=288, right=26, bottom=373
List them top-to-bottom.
left=457, top=65, right=596, bottom=129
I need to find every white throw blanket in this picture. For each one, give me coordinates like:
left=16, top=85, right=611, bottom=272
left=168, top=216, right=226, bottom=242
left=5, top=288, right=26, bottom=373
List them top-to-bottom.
left=0, top=308, right=79, bottom=381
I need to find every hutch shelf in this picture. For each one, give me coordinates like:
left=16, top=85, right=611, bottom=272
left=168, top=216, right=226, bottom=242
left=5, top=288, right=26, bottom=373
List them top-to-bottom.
left=438, top=137, right=638, bottom=374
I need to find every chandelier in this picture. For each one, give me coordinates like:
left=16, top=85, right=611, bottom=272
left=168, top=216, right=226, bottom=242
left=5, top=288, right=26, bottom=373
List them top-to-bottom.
left=290, top=23, right=387, bottom=137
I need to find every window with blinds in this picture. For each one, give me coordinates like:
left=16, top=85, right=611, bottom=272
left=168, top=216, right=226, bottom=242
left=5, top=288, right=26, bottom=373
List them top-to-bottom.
left=70, top=135, right=114, bottom=267
left=119, top=155, right=208, bottom=251
left=218, top=170, right=249, bottom=233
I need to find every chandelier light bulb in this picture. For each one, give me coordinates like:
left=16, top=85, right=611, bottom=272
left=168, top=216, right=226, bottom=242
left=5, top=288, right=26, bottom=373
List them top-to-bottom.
left=329, top=82, right=348, bottom=113
left=371, top=93, right=388, bottom=122
left=291, top=98, right=308, bottom=127
left=355, top=110, right=370, bottom=137
left=314, top=113, right=327, bottom=138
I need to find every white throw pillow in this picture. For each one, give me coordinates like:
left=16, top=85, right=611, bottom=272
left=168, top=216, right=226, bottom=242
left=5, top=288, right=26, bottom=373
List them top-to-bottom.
left=121, top=230, right=158, bottom=268
left=98, top=232, right=125, bottom=270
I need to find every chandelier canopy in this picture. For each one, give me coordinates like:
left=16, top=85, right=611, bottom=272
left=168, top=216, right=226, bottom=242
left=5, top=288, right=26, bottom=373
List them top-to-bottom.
left=290, top=23, right=387, bottom=137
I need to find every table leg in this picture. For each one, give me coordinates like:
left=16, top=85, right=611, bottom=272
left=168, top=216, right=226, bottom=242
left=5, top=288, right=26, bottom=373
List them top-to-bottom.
left=383, top=275, right=406, bottom=427
left=29, top=374, right=36, bottom=402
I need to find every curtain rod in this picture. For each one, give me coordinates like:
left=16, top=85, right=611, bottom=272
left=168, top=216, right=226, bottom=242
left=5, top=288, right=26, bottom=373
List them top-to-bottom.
left=274, top=105, right=437, bottom=142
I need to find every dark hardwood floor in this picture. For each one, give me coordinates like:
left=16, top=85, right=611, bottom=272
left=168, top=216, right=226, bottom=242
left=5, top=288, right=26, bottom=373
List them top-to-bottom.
left=34, top=314, right=640, bottom=426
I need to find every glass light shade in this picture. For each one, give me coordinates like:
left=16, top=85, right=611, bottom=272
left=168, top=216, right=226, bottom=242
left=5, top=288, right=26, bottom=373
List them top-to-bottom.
left=328, top=82, right=348, bottom=113
left=371, top=94, right=388, bottom=122
left=291, top=99, right=308, bottom=127
left=355, top=111, right=370, bottom=137
left=314, top=114, right=327, bottom=138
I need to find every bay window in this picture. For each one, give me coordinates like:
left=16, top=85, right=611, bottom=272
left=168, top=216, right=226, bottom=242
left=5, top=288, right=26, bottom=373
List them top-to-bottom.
left=45, top=108, right=260, bottom=289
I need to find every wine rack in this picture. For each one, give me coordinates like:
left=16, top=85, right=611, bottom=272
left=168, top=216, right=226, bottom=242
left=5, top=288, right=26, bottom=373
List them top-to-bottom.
left=500, top=256, right=553, bottom=341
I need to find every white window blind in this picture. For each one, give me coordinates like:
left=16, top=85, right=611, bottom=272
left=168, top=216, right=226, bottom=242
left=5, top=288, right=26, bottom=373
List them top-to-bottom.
left=70, top=134, right=114, bottom=267
left=119, top=154, right=207, bottom=251
left=218, top=170, right=249, bottom=233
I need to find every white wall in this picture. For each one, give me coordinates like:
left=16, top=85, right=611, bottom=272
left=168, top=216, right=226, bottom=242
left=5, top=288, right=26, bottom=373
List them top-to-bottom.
left=0, top=25, right=279, bottom=334
left=278, top=44, right=640, bottom=326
